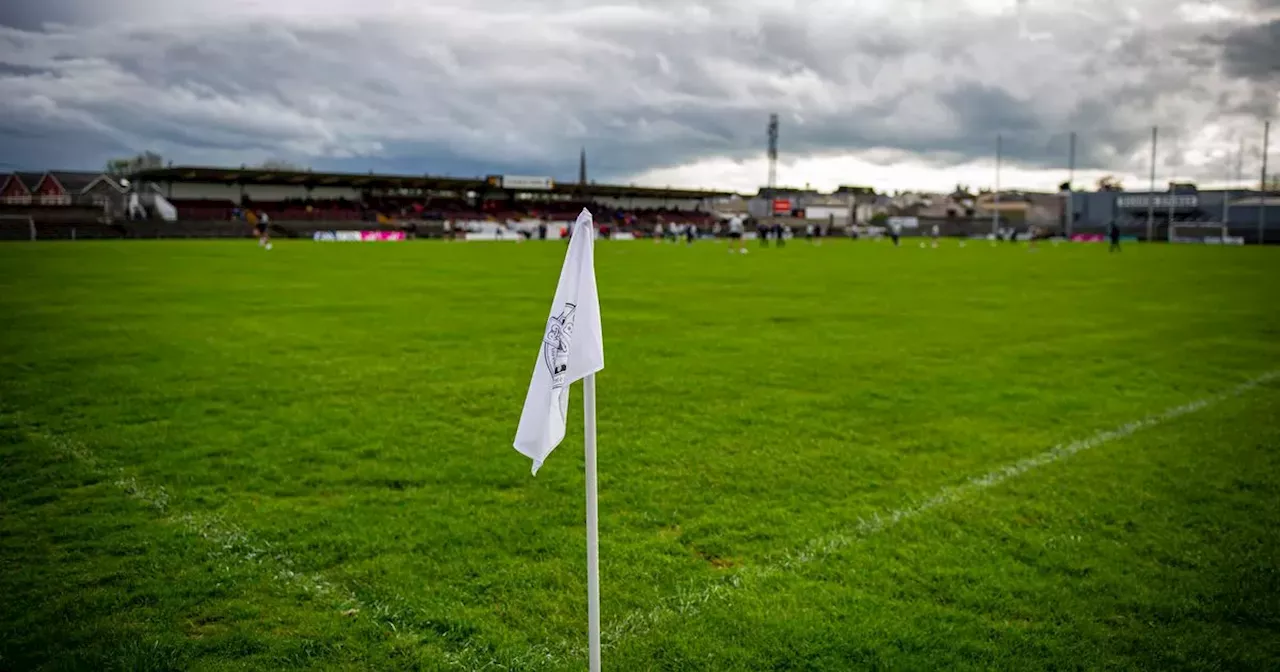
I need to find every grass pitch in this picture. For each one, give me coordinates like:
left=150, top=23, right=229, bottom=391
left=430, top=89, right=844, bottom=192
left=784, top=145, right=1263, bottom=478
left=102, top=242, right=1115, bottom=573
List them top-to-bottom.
left=1, top=238, right=1278, bottom=671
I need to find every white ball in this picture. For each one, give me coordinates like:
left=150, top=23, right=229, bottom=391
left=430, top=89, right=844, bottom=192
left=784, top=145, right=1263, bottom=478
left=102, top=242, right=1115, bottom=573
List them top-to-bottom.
left=919, top=242, right=925, bottom=248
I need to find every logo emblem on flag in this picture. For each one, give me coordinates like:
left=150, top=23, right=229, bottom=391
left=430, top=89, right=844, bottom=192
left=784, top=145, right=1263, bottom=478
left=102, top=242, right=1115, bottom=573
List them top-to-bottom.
left=514, top=209, right=602, bottom=476
left=543, top=303, right=577, bottom=389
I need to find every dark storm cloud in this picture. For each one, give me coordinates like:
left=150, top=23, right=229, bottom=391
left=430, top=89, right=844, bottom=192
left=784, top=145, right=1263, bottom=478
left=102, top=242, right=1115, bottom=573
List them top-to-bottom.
left=0, top=0, right=1274, bottom=186
left=0, top=0, right=87, bottom=31
left=1215, top=18, right=1280, bottom=81
left=0, top=62, right=49, bottom=76
left=0, top=112, right=131, bottom=170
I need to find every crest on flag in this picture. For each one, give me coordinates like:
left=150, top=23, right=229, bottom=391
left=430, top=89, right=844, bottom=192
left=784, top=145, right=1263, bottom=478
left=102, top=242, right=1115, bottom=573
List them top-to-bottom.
left=514, top=208, right=602, bottom=476
left=543, top=302, right=577, bottom=389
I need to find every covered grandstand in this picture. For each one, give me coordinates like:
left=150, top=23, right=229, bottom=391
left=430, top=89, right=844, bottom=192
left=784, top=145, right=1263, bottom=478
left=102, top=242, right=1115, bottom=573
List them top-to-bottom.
left=0, top=165, right=741, bottom=240
left=129, top=166, right=739, bottom=238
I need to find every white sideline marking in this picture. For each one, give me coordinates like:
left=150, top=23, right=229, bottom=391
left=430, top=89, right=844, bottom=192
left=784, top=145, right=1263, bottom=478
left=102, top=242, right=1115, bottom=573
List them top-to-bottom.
left=24, top=370, right=1278, bottom=671
left=572, top=370, right=1280, bottom=661
left=36, top=431, right=520, bottom=670
left=35, top=434, right=425, bottom=641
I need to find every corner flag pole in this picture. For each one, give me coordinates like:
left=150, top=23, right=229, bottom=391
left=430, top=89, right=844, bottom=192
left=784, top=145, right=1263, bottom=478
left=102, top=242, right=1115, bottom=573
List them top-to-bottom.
left=513, top=208, right=604, bottom=668
left=583, top=372, right=602, bottom=672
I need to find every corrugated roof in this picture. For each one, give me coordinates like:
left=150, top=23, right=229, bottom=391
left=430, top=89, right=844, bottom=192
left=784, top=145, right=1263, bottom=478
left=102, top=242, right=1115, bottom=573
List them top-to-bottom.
left=131, top=165, right=738, bottom=199
left=50, top=171, right=106, bottom=192
left=14, top=172, right=44, bottom=189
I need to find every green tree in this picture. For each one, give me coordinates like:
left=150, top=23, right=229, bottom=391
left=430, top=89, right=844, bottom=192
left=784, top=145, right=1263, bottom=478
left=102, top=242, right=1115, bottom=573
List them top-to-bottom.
left=104, top=151, right=164, bottom=176
left=258, top=158, right=307, bottom=171
left=1096, top=175, right=1124, bottom=192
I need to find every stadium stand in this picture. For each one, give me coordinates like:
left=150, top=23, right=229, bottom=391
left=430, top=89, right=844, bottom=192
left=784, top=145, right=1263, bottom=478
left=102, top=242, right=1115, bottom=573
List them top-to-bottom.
left=0, top=165, right=738, bottom=239
left=168, top=198, right=237, bottom=220
left=243, top=198, right=365, bottom=221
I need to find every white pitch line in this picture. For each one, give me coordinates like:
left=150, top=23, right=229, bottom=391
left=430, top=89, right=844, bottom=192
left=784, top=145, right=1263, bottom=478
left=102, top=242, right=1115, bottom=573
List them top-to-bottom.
left=24, top=369, right=1279, bottom=671
left=572, top=370, right=1280, bottom=660
left=32, top=430, right=534, bottom=671
left=34, top=434, right=417, bottom=638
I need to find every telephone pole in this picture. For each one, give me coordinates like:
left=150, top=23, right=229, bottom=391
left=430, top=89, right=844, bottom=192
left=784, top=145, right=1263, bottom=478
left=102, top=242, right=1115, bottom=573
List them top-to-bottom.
left=1260, top=120, right=1270, bottom=245
left=1147, top=126, right=1157, bottom=242
left=1066, top=131, right=1076, bottom=237
left=992, top=134, right=1002, bottom=236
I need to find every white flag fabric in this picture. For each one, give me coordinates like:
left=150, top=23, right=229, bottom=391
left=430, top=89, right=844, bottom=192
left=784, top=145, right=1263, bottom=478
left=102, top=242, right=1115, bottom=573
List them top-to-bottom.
left=513, top=208, right=604, bottom=474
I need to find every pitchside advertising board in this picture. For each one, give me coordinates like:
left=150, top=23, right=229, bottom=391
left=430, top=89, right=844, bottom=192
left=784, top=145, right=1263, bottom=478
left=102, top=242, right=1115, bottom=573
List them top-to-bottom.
left=501, top=175, right=554, bottom=191
left=1116, top=194, right=1199, bottom=209
left=313, top=231, right=406, bottom=241
left=1072, top=233, right=1140, bottom=243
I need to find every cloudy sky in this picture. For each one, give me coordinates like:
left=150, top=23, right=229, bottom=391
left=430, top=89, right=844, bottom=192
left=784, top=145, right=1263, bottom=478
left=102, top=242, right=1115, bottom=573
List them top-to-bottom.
left=0, top=0, right=1275, bottom=193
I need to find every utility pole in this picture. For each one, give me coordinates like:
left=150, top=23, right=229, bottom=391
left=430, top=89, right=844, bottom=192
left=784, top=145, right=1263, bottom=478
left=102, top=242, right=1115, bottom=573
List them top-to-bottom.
left=1260, top=120, right=1270, bottom=245
left=1147, top=126, right=1157, bottom=242
left=1066, top=131, right=1076, bottom=238
left=993, top=134, right=1002, bottom=236
left=1236, top=137, right=1245, bottom=184
left=1222, top=147, right=1232, bottom=226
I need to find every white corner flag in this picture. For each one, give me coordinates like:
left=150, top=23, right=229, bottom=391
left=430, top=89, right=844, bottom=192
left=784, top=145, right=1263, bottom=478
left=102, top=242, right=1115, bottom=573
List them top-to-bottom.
left=513, top=208, right=606, bottom=671
left=513, top=208, right=604, bottom=474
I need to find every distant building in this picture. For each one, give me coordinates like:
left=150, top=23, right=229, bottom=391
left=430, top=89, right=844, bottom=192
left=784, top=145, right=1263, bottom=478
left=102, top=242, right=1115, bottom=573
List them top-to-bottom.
left=1, top=170, right=128, bottom=214
left=1067, top=185, right=1280, bottom=242
left=746, top=186, right=862, bottom=223
left=974, top=191, right=1063, bottom=225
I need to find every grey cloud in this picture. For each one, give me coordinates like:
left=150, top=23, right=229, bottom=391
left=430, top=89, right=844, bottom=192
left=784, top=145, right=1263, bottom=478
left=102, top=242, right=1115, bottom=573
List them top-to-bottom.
left=0, top=0, right=1274, bottom=187
left=0, top=0, right=88, bottom=31
left=1215, top=19, right=1280, bottom=82
left=0, top=62, right=48, bottom=76
left=1222, top=86, right=1279, bottom=118
left=0, top=110, right=130, bottom=170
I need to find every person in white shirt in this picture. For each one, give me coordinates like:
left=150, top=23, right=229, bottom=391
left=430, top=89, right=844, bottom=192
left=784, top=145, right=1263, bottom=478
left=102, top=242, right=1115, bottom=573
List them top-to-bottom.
left=256, top=211, right=272, bottom=250
left=727, top=216, right=746, bottom=254
left=652, top=222, right=663, bottom=244
left=930, top=223, right=940, bottom=248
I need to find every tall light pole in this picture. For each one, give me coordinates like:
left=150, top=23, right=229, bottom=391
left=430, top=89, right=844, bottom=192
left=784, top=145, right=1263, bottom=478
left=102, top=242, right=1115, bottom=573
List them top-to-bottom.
left=766, top=114, right=779, bottom=197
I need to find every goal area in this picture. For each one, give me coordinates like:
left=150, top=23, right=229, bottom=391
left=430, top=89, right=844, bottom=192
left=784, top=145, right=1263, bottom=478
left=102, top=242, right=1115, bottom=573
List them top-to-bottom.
left=0, top=214, right=36, bottom=241
left=1168, top=222, right=1236, bottom=245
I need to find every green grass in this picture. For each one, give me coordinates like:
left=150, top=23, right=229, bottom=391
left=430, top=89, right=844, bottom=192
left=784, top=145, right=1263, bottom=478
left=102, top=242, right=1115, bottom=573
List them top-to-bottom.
left=1, top=238, right=1278, bottom=671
